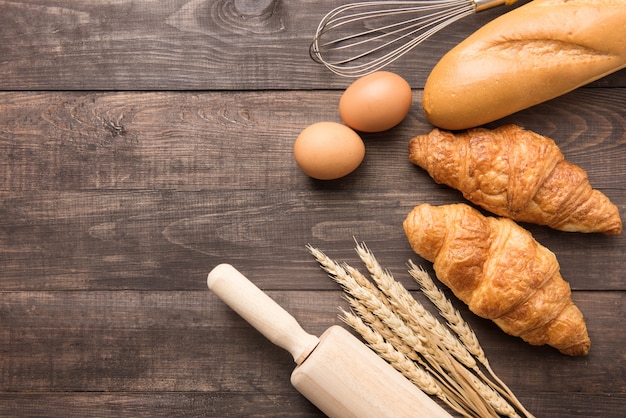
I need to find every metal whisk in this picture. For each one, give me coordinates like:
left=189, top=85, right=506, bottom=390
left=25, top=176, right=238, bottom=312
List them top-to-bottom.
left=310, top=0, right=517, bottom=77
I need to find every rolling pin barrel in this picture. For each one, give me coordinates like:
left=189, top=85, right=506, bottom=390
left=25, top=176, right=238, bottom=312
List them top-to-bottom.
left=208, top=263, right=453, bottom=418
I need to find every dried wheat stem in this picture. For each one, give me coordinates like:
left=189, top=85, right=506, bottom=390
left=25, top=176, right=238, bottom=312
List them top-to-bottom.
left=356, top=242, right=478, bottom=371
left=308, top=243, right=533, bottom=418
left=311, top=246, right=453, bottom=382
left=319, top=246, right=484, bottom=412
left=341, top=253, right=490, bottom=417
left=408, top=261, right=535, bottom=418
left=408, top=261, right=485, bottom=361
left=346, top=292, right=464, bottom=400
left=344, top=293, right=473, bottom=411
left=350, top=294, right=476, bottom=409
left=346, top=297, right=421, bottom=361
left=341, top=309, right=474, bottom=418
left=447, top=356, right=500, bottom=418
left=466, top=373, right=521, bottom=418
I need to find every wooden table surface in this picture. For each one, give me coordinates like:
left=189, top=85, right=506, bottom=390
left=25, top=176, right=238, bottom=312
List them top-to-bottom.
left=1, top=1, right=624, bottom=417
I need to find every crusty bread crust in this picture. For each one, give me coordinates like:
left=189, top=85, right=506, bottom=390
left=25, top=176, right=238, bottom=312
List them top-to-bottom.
left=423, top=0, right=626, bottom=130
left=408, top=125, right=623, bottom=235
left=404, top=203, right=591, bottom=356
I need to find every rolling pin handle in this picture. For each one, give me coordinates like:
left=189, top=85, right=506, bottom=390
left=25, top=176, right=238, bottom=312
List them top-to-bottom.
left=208, top=263, right=320, bottom=365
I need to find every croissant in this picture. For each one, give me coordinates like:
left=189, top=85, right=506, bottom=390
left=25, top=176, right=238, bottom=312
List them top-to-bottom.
left=408, top=124, right=622, bottom=235
left=403, top=203, right=590, bottom=356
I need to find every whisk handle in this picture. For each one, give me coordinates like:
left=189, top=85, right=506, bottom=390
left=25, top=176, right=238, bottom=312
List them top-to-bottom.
left=474, top=0, right=517, bottom=12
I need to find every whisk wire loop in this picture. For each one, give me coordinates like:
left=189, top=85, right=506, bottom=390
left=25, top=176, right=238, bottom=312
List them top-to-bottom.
left=310, top=0, right=513, bottom=77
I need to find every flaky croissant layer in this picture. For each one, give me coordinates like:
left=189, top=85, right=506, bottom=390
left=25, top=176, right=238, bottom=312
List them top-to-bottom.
left=408, top=125, right=622, bottom=235
left=404, top=203, right=590, bottom=356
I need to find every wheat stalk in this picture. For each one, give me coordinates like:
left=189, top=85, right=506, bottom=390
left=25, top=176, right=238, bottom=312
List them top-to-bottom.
left=355, top=242, right=478, bottom=371
left=307, top=243, right=534, bottom=418
left=352, top=244, right=498, bottom=417
left=309, top=245, right=486, bottom=417
left=308, top=246, right=470, bottom=403
left=309, top=247, right=439, bottom=370
left=408, top=261, right=534, bottom=418
left=408, top=261, right=485, bottom=360
left=341, top=308, right=477, bottom=418
left=466, top=372, right=521, bottom=418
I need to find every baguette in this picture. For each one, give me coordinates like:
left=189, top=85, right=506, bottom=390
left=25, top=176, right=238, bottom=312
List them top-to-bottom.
left=422, top=0, right=626, bottom=130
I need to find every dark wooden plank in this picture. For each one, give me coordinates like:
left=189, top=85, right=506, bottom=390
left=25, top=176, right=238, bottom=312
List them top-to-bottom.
left=1, top=0, right=624, bottom=90
left=2, top=2, right=624, bottom=418
left=0, top=89, right=624, bottom=291
left=1, top=89, right=624, bottom=193
left=0, top=189, right=624, bottom=291
left=1, top=290, right=624, bottom=416
left=0, top=392, right=624, bottom=418
left=0, top=393, right=325, bottom=418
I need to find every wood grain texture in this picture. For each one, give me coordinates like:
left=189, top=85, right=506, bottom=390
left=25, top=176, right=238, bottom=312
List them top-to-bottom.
left=0, top=0, right=624, bottom=90
left=1, top=0, right=625, bottom=416
left=0, top=89, right=625, bottom=192
left=1, top=90, right=624, bottom=291
left=0, top=188, right=624, bottom=291
left=0, top=290, right=624, bottom=416
left=1, top=392, right=625, bottom=418
left=0, top=393, right=324, bottom=418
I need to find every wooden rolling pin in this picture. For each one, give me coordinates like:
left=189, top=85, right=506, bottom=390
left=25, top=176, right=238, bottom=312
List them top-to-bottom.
left=208, top=263, right=452, bottom=418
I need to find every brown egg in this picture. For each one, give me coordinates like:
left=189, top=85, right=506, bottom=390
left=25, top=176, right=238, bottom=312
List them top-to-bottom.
left=339, top=71, right=412, bottom=132
left=294, top=122, right=365, bottom=180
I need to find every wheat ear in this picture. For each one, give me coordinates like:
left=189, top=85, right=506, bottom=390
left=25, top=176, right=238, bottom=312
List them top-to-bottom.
left=355, top=242, right=478, bottom=370
left=308, top=243, right=533, bottom=418
left=311, top=244, right=500, bottom=417
left=356, top=244, right=516, bottom=417
left=309, top=246, right=458, bottom=384
left=311, top=247, right=442, bottom=372
left=315, top=247, right=493, bottom=417
left=408, top=261, right=535, bottom=418
left=408, top=261, right=485, bottom=361
left=340, top=309, right=473, bottom=418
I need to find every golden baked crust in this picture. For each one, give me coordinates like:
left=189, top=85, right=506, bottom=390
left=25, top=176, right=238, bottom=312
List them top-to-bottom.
left=422, top=0, right=626, bottom=129
left=408, top=125, right=622, bottom=235
left=403, top=203, right=590, bottom=356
